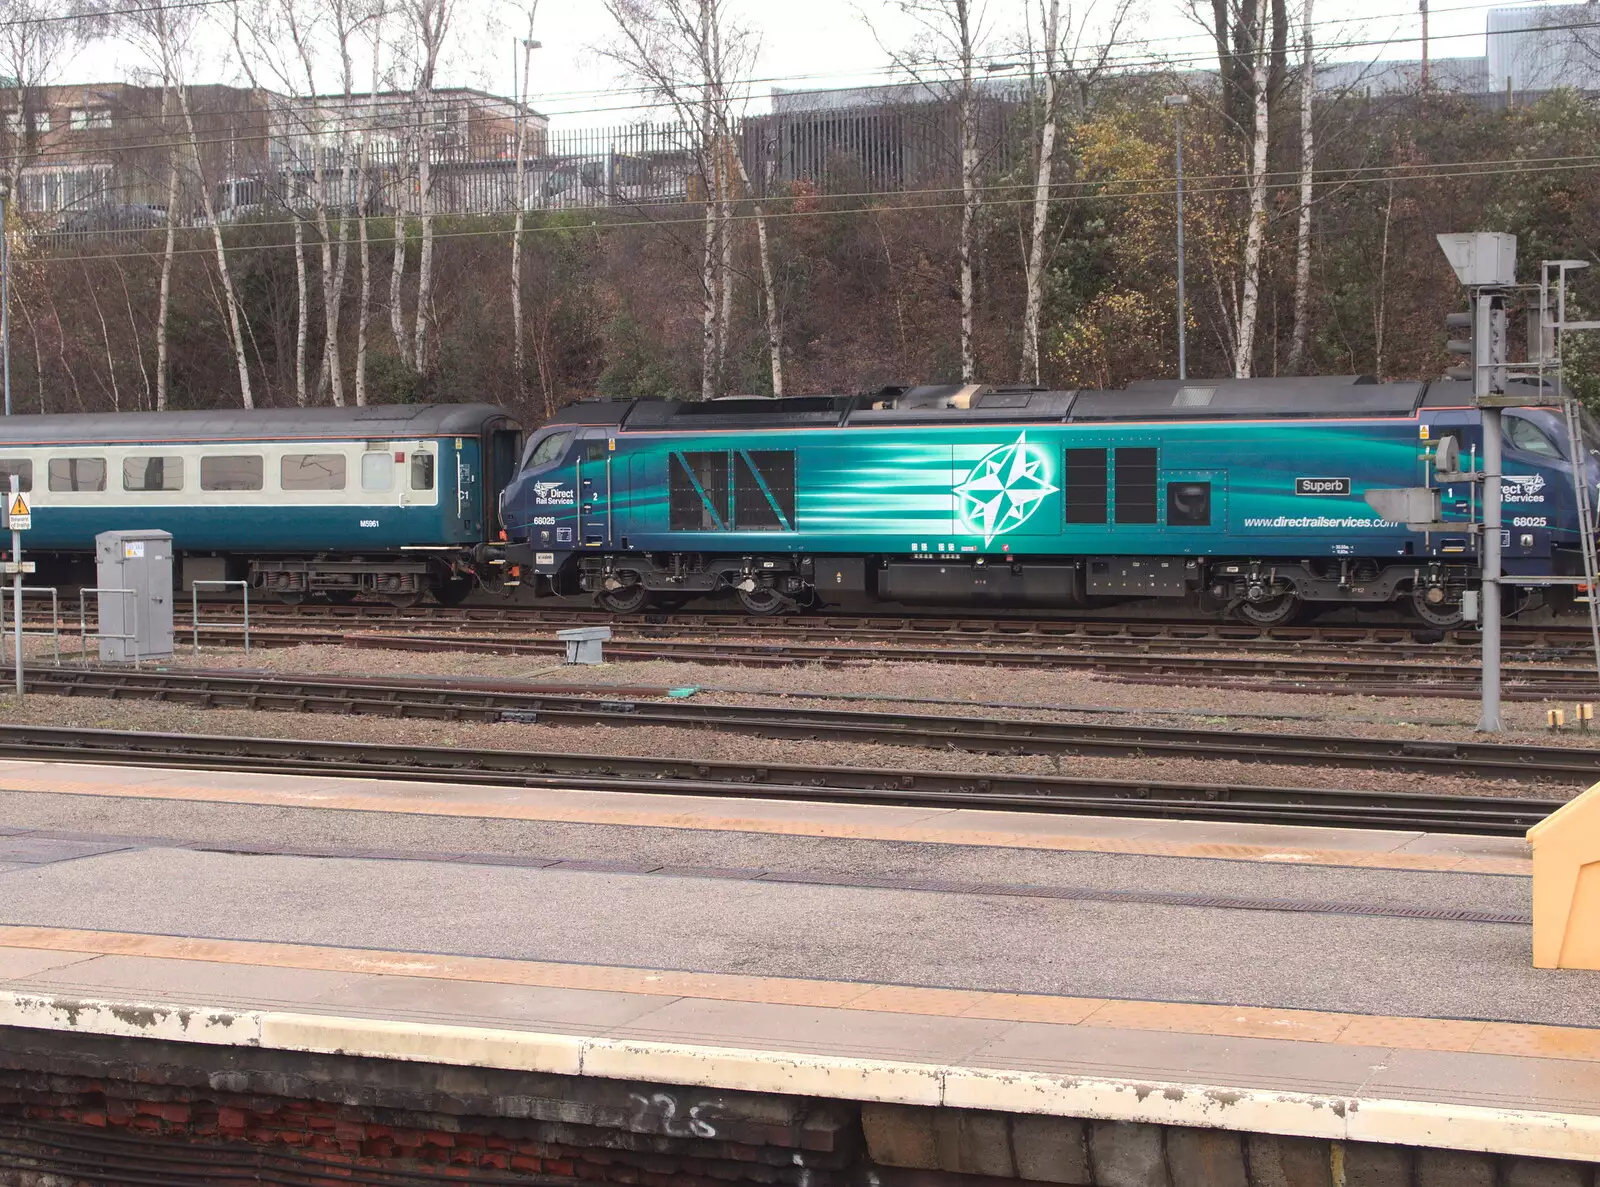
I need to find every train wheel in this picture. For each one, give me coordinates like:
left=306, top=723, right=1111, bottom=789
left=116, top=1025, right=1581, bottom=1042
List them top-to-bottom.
left=432, top=577, right=473, bottom=607
left=598, top=582, right=649, bottom=614
left=1410, top=584, right=1465, bottom=628
left=736, top=586, right=791, bottom=616
left=272, top=592, right=307, bottom=607
left=1235, top=592, right=1301, bottom=627
left=387, top=593, right=422, bottom=609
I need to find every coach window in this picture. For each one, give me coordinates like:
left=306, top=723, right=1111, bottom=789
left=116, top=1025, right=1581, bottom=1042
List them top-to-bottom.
left=1506, top=416, right=1562, bottom=458
left=410, top=450, right=435, bottom=491
left=361, top=451, right=394, bottom=492
left=280, top=453, right=347, bottom=490
left=200, top=455, right=264, bottom=491
left=122, top=456, right=184, bottom=492
left=48, top=457, right=106, bottom=492
left=0, top=459, right=32, bottom=492
left=1166, top=481, right=1211, bottom=527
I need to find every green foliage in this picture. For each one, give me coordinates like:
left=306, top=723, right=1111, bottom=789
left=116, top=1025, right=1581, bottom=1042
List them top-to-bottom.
left=597, top=314, right=687, bottom=400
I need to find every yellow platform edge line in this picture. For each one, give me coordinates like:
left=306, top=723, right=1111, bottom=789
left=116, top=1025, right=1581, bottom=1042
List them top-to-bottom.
left=1, top=924, right=1595, bottom=1066
left=1, top=989, right=1597, bottom=1163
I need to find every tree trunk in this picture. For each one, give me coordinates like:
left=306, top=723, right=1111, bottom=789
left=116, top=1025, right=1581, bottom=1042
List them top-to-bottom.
left=957, top=0, right=978, bottom=383
left=1021, top=0, right=1060, bottom=387
left=1287, top=0, right=1315, bottom=374
left=1234, top=9, right=1271, bottom=378
left=699, top=50, right=718, bottom=401
left=510, top=57, right=530, bottom=398
left=177, top=83, right=254, bottom=408
left=154, top=86, right=179, bottom=412
left=413, top=118, right=434, bottom=371
left=313, top=148, right=346, bottom=407
left=754, top=158, right=783, bottom=397
left=357, top=201, right=372, bottom=406
left=390, top=205, right=407, bottom=360
left=293, top=215, right=309, bottom=406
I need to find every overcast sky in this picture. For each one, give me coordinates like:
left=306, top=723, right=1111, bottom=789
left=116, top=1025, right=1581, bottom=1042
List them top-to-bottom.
left=61, top=0, right=1510, bottom=128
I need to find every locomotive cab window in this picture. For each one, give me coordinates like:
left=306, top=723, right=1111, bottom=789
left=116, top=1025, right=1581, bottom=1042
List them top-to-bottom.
left=1506, top=416, right=1562, bottom=458
left=523, top=431, right=571, bottom=471
left=410, top=450, right=435, bottom=491
left=361, top=452, right=394, bottom=492
left=280, top=453, right=347, bottom=491
left=122, top=455, right=184, bottom=491
left=200, top=455, right=264, bottom=491
left=48, top=457, right=106, bottom=492
left=0, top=459, right=33, bottom=492
left=1166, top=481, right=1211, bottom=527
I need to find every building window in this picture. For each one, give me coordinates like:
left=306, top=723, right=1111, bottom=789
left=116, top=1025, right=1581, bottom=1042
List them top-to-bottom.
left=68, top=108, right=109, bottom=131
left=32, top=111, right=48, bottom=134
left=4, top=114, right=18, bottom=135
left=281, top=453, right=347, bottom=490
left=200, top=455, right=264, bottom=491
left=122, top=456, right=184, bottom=491
left=48, top=457, right=106, bottom=492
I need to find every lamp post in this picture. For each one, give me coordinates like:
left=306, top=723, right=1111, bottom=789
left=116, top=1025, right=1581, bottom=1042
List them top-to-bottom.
left=1163, top=94, right=1190, bottom=381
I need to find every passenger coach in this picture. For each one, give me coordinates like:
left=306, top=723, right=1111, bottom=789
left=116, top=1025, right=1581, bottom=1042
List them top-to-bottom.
left=0, top=404, right=521, bottom=605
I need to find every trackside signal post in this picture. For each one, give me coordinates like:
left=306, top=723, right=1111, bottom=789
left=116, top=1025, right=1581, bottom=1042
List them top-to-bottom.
left=1371, top=234, right=1600, bottom=732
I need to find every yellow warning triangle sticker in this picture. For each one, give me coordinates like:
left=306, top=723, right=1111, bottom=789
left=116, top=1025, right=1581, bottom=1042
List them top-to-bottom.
left=9, top=495, right=27, bottom=516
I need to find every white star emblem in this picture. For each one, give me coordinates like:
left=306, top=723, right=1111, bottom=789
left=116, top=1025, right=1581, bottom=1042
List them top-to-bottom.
left=954, top=433, right=1059, bottom=545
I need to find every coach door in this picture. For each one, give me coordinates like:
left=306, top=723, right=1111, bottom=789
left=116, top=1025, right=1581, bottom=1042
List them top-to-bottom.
left=575, top=432, right=614, bottom=548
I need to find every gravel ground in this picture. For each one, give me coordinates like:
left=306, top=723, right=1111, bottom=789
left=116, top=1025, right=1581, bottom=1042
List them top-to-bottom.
left=110, top=639, right=1600, bottom=743
left=0, top=683, right=1578, bottom=801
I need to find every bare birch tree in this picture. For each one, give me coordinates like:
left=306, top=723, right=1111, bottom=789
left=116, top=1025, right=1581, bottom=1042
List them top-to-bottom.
left=0, top=0, right=83, bottom=213
left=122, top=0, right=256, bottom=407
left=397, top=0, right=455, bottom=373
left=601, top=0, right=753, bottom=399
left=876, top=0, right=989, bottom=382
left=1019, top=0, right=1134, bottom=385
left=1232, top=0, right=1270, bottom=376
left=1286, top=0, right=1314, bottom=373
left=355, top=3, right=387, bottom=404
left=509, top=3, right=539, bottom=400
left=154, top=83, right=180, bottom=409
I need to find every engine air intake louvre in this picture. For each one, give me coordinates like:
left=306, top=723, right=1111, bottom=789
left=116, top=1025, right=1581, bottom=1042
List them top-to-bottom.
left=1114, top=447, right=1159, bottom=525
left=1065, top=448, right=1108, bottom=525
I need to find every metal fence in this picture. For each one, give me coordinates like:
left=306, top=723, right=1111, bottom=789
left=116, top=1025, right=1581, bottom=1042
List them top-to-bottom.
left=23, top=96, right=1030, bottom=240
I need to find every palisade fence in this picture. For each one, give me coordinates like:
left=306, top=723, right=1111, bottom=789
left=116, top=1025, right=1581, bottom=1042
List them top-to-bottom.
left=28, top=94, right=1028, bottom=244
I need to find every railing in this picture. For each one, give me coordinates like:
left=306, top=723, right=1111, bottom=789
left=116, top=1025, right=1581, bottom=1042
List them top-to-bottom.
left=190, top=581, right=251, bottom=656
left=0, top=586, right=61, bottom=666
left=78, top=587, right=137, bottom=666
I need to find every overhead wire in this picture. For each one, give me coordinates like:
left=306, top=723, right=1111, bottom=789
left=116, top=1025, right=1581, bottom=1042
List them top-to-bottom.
left=23, top=150, right=1600, bottom=266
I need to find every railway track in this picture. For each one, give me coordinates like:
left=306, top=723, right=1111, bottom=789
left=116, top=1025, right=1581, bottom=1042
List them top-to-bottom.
left=188, top=599, right=1600, bottom=651
left=11, top=666, right=1597, bottom=784
left=0, top=722, right=1559, bottom=835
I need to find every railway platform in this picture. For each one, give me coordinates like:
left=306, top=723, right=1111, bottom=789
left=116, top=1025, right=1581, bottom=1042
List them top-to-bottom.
left=0, top=759, right=1594, bottom=1185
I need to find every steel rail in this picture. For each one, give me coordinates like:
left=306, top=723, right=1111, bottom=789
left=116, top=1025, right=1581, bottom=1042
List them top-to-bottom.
left=178, top=600, right=1600, bottom=650
left=339, top=631, right=1600, bottom=689
left=9, top=666, right=1596, bottom=783
left=0, top=723, right=1558, bottom=835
